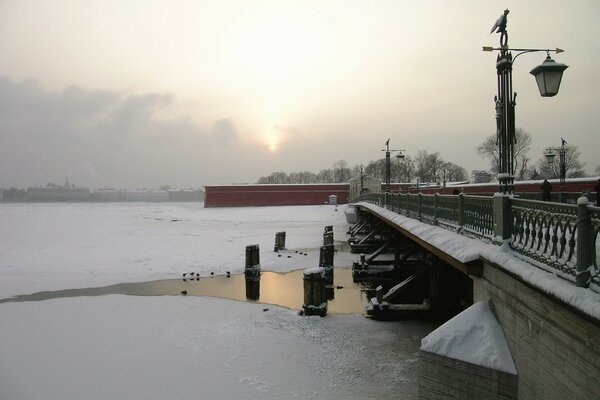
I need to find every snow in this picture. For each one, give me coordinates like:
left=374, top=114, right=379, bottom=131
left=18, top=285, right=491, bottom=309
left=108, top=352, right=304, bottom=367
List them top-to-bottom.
left=357, top=201, right=600, bottom=321
left=0, top=202, right=436, bottom=400
left=356, top=202, right=497, bottom=263
left=0, top=203, right=356, bottom=299
left=481, top=249, right=600, bottom=321
left=304, top=267, right=325, bottom=276
left=1, top=295, right=434, bottom=400
left=420, top=301, right=517, bottom=375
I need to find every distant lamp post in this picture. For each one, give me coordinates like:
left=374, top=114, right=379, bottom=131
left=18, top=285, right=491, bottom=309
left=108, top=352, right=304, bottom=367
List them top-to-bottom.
left=484, top=9, right=568, bottom=195
left=544, top=138, right=567, bottom=203
left=381, top=139, right=405, bottom=192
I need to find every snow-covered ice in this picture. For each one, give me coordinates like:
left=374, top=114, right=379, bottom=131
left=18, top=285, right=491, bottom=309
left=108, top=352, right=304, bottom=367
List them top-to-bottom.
left=0, top=203, right=436, bottom=400
left=0, top=203, right=356, bottom=299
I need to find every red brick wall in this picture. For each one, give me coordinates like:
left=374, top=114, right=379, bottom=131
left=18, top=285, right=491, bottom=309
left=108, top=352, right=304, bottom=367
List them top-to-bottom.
left=204, top=184, right=350, bottom=207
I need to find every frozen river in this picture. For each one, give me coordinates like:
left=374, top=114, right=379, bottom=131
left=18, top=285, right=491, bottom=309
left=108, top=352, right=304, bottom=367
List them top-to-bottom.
left=0, top=203, right=437, bottom=399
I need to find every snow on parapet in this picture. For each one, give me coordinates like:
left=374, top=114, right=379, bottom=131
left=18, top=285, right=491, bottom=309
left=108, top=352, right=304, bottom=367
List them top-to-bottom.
left=358, top=202, right=495, bottom=263
left=421, top=301, right=517, bottom=375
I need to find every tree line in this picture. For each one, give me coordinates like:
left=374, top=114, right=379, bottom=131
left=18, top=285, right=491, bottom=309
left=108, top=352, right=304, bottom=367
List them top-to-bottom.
left=257, top=129, right=597, bottom=185
left=257, top=152, right=468, bottom=184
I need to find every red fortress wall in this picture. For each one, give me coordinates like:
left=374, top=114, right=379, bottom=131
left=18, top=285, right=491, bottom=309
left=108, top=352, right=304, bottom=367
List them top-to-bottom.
left=204, top=184, right=350, bottom=207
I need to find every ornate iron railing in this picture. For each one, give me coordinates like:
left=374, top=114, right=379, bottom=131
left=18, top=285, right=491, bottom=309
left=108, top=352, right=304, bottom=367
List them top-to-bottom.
left=352, top=192, right=599, bottom=291
left=462, top=195, right=494, bottom=239
left=511, top=199, right=578, bottom=279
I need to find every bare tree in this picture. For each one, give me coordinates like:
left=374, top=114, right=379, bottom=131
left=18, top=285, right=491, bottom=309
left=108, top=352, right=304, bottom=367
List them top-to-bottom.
left=477, top=128, right=532, bottom=179
left=535, top=144, right=586, bottom=179
left=415, top=150, right=445, bottom=183
left=332, top=159, right=351, bottom=183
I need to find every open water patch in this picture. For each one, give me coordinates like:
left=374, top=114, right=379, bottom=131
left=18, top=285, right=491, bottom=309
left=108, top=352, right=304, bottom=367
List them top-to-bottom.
left=0, top=268, right=374, bottom=314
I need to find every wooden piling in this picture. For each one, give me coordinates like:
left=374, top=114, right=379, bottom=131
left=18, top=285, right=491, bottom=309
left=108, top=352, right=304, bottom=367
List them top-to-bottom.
left=323, top=226, right=334, bottom=246
left=274, top=232, right=286, bottom=252
left=245, top=244, right=261, bottom=299
left=245, top=244, right=260, bottom=268
left=319, top=244, right=335, bottom=284
left=303, top=267, right=327, bottom=316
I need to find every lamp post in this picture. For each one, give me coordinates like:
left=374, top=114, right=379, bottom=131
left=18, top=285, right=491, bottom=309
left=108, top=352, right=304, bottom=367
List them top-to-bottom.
left=485, top=9, right=568, bottom=195
left=545, top=138, right=567, bottom=203
left=381, top=139, right=405, bottom=193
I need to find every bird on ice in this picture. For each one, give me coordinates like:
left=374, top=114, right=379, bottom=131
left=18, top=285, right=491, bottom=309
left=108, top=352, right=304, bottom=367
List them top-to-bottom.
left=491, top=9, right=509, bottom=34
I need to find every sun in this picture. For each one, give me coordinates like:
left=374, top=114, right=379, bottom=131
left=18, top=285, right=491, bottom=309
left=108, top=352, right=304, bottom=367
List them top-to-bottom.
left=267, top=132, right=279, bottom=152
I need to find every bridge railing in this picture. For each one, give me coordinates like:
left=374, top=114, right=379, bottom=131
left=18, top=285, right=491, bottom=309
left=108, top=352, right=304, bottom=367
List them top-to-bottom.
left=352, top=192, right=599, bottom=292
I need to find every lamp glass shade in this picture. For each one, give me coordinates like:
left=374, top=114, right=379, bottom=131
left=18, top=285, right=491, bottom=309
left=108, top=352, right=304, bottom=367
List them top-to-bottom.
left=530, top=57, right=568, bottom=97
left=544, top=151, right=556, bottom=164
left=395, top=153, right=405, bottom=162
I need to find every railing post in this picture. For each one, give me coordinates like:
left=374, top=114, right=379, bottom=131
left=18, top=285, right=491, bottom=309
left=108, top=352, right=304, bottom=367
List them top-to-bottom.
left=417, top=193, right=422, bottom=221
left=434, top=193, right=439, bottom=225
left=458, top=193, right=465, bottom=231
left=493, top=194, right=512, bottom=245
left=576, top=197, right=593, bottom=288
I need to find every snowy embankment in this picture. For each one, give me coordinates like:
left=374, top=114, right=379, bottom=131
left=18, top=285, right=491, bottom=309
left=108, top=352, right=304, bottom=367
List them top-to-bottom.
left=357, top=202, right=600, bottom=322
left=0, top=203, right=355, bottom=299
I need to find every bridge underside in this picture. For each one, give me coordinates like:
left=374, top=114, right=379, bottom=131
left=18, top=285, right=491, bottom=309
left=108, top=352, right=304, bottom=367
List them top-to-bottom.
left=348, top=205, right=479, bottom=319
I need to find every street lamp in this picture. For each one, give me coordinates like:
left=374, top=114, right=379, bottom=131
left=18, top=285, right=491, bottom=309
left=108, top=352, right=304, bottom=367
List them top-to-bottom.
left=484, top=9, right=568, bottom=195
left=530, top=55, right=569, bottom=97
left=544, top=138, right=567, bottom=202
left=381, top=139, right=405, bottom=193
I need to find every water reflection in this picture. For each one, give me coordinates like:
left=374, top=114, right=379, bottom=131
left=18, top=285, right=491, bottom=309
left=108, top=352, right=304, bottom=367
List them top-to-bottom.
left=1, top=268, right=373, bottom=314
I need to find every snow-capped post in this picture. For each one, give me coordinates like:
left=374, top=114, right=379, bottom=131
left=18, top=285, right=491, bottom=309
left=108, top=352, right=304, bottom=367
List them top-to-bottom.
left=492, top=193, right=512, bottom=245
left=576, top=197, right=593, bottom=288
left=274, top=232, right=286, bottom=252
left=319, top=244, right=335, bottom=284
left=245, top=245, right=261, bottom=300
left=303, top=267, right=327, bottom=316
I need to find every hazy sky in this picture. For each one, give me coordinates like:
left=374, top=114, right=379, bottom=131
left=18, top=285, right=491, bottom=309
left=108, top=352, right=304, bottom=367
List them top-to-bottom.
left=1, top=0, right=599, bottom=189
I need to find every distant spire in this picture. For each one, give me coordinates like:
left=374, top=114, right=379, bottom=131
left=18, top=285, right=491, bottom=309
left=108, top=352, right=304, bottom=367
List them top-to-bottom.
left=64, top=176, right=70, bottom=188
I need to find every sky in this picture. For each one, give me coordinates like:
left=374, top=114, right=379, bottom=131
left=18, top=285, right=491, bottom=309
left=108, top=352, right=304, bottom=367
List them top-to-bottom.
left=1, top=0, right=599, bottom=189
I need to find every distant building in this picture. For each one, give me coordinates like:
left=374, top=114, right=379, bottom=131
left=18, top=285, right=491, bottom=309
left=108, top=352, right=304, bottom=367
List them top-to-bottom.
left=348, top=175, right=381, bottom=200
left=27, top=186, right=91, bottom=201
left=94, top=189, right=169, bottom=202
left=167, top=189, right=204, bottom=202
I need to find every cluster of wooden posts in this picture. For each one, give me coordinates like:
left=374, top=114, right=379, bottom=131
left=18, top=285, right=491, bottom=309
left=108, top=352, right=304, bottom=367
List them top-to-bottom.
left=303, top=225, right=336, bottom=316
left=244, top=226, right=336, bottom=317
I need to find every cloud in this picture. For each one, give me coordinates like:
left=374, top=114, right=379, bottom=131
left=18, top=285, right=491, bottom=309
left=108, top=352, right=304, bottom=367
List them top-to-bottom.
left=0, top=76, right=237, bottom=188
left=211, top=118, right=238, bottom=144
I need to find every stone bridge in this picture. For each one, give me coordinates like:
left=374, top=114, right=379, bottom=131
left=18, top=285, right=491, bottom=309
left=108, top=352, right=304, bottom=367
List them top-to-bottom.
left=348, top=193, right=599, bottom=400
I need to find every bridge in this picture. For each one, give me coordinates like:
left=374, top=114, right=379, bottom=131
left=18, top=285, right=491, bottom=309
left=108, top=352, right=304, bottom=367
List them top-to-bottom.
left=347, top=192, right=599, bottom=400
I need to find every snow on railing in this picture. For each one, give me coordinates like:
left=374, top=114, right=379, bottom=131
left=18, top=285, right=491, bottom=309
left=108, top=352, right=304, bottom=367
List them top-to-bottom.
left=352, top=192, right=599, bottom=292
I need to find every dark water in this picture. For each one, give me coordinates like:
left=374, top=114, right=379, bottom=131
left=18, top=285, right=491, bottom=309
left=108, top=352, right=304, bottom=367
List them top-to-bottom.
left=0, top=268, right=374, bottom=314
